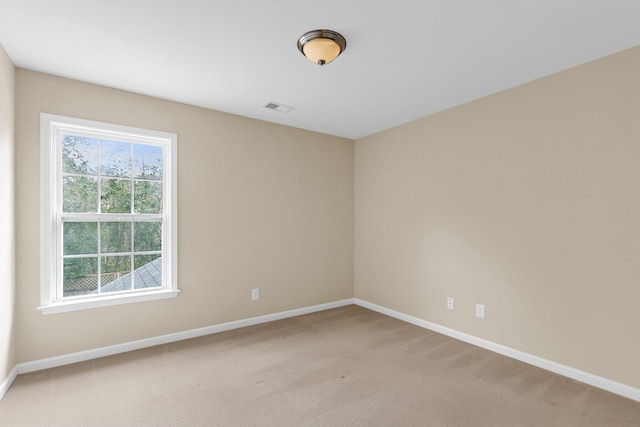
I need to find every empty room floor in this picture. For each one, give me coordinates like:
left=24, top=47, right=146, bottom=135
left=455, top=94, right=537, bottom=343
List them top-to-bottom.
left=1, top=305, right=639, bottom=426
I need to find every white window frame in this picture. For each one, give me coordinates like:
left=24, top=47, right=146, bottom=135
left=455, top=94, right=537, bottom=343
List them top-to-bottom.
left=39, top=114, right=178, bottom=314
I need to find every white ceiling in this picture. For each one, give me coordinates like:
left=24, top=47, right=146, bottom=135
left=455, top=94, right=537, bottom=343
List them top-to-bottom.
left=1, top=1, right=640, bottom=140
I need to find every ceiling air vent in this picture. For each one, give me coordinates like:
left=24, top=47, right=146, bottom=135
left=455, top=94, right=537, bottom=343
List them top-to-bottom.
left=263, top=101, right=294, bottom=113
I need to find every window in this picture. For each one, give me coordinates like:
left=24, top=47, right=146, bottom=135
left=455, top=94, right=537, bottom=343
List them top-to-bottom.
left=40, top=114, right=178, bottom=314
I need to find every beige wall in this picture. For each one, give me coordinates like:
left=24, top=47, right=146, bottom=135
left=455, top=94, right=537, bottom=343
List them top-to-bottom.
left=0, top=44, right=16, bottom=383
left=355, top=47, right=640, bottom=389
left=15, top=70, right=354, bottom=362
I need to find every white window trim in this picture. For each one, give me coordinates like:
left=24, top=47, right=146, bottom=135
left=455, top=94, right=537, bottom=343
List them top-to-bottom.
left=39, top=113, right=179, bottom=314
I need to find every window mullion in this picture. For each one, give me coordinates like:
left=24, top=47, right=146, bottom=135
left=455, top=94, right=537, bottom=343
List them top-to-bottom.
left=97, top=138, right=102, bottom=214
left=97, top=139, right=102, bottom=296
left=130, top=143, right=135, bottom=291
left=97, top=221, right=102, bottom=295
left=130, top=221, right=135, bottom=291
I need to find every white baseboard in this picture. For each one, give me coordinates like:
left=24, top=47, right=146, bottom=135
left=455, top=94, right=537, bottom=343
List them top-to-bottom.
left=6, top=297, right=637, bottom=404
left=14, top=298, right=354, bottom=377
left=354, top=298, right=640, bottom=403
left=0, top=365, right=18, bottom=400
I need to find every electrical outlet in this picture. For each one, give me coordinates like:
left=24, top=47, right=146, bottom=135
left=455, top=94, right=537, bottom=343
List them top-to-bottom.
left=251, top=288, right=260, bottom=301
left=447, top=297, right=454, bottom=310
left=475, top=304, right=485, bottom=319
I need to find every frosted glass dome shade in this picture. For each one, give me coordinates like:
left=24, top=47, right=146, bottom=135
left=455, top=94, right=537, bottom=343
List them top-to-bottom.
left=297, top=30, right=346, bottom=66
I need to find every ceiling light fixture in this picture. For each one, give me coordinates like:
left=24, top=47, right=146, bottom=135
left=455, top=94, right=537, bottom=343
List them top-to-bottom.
left=297, top=29, right=346, bottom=66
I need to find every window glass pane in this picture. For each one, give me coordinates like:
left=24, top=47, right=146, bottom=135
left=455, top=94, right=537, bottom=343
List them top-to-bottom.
left=62, top=135, right=98, bottom=175
left=100, top=140, right=131, bottom=177
left=134, top=144, right=163, bottom=180
left=63, top=176, right=98, bottom=213
left=101, top=178, right=131, bottom=213
left=134, top=181, right=162, bottom=214
left=134, top=221, right=162, bottom=252
left=63, top=222, right=97, bottom=255
left=101, top=222, right=132, bottom=254
left=101, top=255, right=132, bottom=293
left=134, top=255, right=162, bottom=289
left=63, top=257, right=98, bottom=297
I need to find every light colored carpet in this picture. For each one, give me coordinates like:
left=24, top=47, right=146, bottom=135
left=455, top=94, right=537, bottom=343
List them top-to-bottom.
left=1, top=305, right=639, bottom=426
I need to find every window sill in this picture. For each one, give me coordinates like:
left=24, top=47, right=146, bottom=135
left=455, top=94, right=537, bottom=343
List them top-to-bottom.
left=38, top=289, right=180, bottom=314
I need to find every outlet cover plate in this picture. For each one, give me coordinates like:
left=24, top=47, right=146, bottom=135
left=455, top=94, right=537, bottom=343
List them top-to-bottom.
left=252, top=288, right=260, bottom=301
left=447, top=297, right=454, bottom=310
left=476, top=304, right=485, bottom=319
